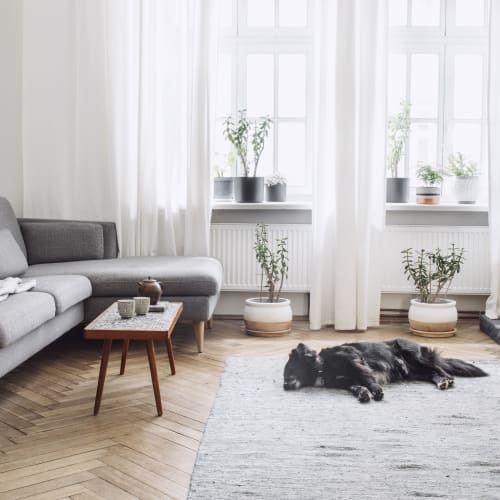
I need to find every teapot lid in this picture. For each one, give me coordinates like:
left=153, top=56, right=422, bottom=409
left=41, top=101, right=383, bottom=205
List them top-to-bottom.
left=141, top=277, right=157, bottom=282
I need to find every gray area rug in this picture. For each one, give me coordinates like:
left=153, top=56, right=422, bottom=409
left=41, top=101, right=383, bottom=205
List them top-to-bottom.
left=189, top=357, right=500, bottom=500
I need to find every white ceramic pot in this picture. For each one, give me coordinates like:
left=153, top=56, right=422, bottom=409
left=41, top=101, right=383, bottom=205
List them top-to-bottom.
left=453, top=175, right=479, bottom=204
left=243, top=298, right=292, bottom=337
left=408, top=298, right=457, bottom=338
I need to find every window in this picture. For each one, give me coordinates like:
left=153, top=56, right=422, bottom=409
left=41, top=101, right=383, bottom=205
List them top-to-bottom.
left=215, top=0, right=313, bottom=199
left=388, top=0, right=489, bottom=203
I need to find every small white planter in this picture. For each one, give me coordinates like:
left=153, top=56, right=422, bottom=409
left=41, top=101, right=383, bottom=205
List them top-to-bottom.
left=453, top=175, right=479, bottom=204
left=243, top=298, right=292, bottom=337
left=408, top=298, right=457, bottom=338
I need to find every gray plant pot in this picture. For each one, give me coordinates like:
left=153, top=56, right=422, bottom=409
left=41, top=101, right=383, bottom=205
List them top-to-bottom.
left=214, top=177, right=234, bottom=200
left=234, top=177, right=264, bottom=203
left=386, top=177, right=410, bottom=203
left=265, top=184, right=286, bottom=202
left=416, top=185, right=441, bottom=205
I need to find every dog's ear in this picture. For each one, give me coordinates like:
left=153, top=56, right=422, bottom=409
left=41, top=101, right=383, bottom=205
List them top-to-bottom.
left=289, top=348, right=299, bottom=359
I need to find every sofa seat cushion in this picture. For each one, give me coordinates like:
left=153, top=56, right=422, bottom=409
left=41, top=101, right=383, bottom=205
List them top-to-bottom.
left=24, top=256, right=223, bottom=297
left=32, top=275, right=92, bottom=314
left=0, top=292, right=56, bottom=347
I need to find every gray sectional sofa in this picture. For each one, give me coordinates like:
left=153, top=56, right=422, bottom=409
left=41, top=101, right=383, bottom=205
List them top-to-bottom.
left=0, top=197, right=222, bottom=377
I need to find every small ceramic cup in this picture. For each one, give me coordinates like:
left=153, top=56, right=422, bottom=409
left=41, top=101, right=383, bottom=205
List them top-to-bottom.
left=134, top=296, right=150, bottom=315
left=117, top=299, right=135, bottom=319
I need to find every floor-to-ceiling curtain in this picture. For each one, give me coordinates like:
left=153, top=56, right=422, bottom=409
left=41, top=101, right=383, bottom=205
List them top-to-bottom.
left=22, top=0, right=217, bottom=257
left=310, top=0, right=387, bottom=330
left=486, top=1, right=500, bottom=319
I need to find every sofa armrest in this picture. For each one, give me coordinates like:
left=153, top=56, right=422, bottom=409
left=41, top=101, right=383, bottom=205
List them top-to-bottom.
left=19, top=219, right=119, bottom=264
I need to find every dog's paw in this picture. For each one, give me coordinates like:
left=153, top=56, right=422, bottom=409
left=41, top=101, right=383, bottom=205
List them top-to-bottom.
left=436, top=377, right=453, bottom=390
left=372, top=386, right=384, bottom=401
left=358, top=389, right=371, bottom=403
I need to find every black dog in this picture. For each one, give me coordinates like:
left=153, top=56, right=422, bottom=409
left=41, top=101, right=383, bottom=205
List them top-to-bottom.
left=283, top=339, right=488, bottom=403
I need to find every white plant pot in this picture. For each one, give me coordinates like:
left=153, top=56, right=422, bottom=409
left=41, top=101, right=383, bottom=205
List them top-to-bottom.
left=453, top=175, right=479, bottom=204
left=243, top=298, right=292, bottom=337
left=408, top=298, right=457, bottom=338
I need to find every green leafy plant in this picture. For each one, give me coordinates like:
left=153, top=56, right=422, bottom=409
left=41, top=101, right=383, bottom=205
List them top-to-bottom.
left=386, top=101, right=411, bottom=178
left=223, top=110, right=272, bottom=177
left=446, top=152, right=479, bottom=177
left=416, top=164, right=444, bottom=186
left=254, top=223, right=289, bottom=303
left=402, top=245, right=465, bottom=303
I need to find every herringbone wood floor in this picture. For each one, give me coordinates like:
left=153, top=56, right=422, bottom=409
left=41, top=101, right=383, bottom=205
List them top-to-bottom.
left=0, top=318, right=499, bottom=499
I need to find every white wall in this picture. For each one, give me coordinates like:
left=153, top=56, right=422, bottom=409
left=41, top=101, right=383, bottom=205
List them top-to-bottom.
left=0, top=0, right=23, bottom=215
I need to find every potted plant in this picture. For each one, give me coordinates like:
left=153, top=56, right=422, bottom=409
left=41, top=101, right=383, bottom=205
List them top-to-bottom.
left=386, top=101, right=411, bottom=203
left=223, top=110, right=272, bottom=203
left=213, top=150, right=236, bottom=201
left=446, top=152, right=480, bottom=204
left=415, top=164, right=444, bottom=204
left=265, top=173, right=287, bottom=202
left=243, top=223, right=292, bottom=336
left=402, top=244, right=465, bottom=337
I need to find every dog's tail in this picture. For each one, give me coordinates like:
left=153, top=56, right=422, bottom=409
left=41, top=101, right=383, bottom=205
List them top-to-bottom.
left=441, top=358, right=488, bottom=377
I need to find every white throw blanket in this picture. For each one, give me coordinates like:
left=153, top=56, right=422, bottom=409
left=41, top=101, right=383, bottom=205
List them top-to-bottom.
left=0, top=277, right=37, bottom=302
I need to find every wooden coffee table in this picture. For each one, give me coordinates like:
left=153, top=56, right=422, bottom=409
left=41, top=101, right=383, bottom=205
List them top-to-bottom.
left=84, top=301, right=183, bottom=416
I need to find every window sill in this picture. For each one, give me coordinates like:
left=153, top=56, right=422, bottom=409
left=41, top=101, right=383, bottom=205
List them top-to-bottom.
left=212, top=201, right=312, bottom=210
left=386, top=203, right=488, bottom=212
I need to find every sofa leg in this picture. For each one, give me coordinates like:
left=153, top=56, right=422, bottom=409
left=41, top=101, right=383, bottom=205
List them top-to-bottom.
left=207, top=318, right=213, bottom=330
left=193, top=320, right=205, bottom=353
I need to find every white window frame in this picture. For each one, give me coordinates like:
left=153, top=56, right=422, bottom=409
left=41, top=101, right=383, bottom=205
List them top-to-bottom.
left=216, top=0, right=314, bottom=200
left=388, top=0, right=490, bottom=203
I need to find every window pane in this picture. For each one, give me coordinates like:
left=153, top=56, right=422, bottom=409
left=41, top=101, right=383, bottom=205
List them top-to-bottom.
left=219, top=0, right=233, bottom=28
left=248, top=0, right=275, bottom=27
left=279, top=0, right=307, bottom=27
left=388, top=0, right=407, bottom=26
left=411, top=0, right=440, bottom=26
left=456, top=0, right=484, bottom=26
left=216, top=54, right=232, bottom=117
left=388, top=54, right=407, bottom=115
left=410, top=54, right=439, bottom=118
left=247, top=55, right=274, bottom=117
left=278, top=55, right=306, bottom=117
left=454, top=55, right=483, bottom=119
left=214, top=121, right=233, bottom=175
left=278, top=122, right=306, bottom=185
left=409, top=122, right=437, bottom=174
left=451, top=123, right=481, bottom=165
left=256, top=132, right=274, bottom=179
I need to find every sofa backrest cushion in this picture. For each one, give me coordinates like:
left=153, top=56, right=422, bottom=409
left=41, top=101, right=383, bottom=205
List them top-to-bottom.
left=0, top=197, right=27, bottom=257
left=21, top=222, right=105, bottom=264
left=0, top=229, right=29, bottom=278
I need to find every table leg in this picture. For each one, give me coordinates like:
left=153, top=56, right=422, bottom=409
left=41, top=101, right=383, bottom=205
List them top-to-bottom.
left=166, top=336, right=176, bottom=375
left=94, top=339, right=112, bottom=416
left=120, top=339, right=129, bottom=375
left=146, top=340, right=163, bottom=416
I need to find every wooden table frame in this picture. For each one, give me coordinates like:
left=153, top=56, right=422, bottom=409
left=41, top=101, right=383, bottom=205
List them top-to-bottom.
left=84, top=302, right=183, bottom=417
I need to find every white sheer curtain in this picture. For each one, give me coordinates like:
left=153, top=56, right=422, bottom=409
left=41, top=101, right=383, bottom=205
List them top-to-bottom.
left=22, top=0, right=217, bottom=256
left=310, top=0, right=387, bottom=330
left=486, top=1, right=500, bottom=319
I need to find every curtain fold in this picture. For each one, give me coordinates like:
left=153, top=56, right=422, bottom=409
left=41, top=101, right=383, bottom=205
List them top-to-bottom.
left=22, top=0, right=217, bottom=257
left=310, top=0, right=387, bottom=330
left=485, top=1, right=500, bottom=319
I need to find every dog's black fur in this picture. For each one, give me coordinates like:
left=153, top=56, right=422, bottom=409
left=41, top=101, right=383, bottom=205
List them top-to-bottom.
left=283, top=339, right=488, bottom=402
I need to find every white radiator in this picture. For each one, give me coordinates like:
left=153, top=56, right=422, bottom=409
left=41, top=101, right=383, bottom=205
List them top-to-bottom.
left=210, top=223, right=312, bottom=292
left=210, top=224, right=490, bottom=295
left=382, top=226, right=490, bottom=294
